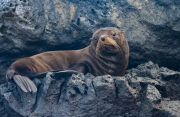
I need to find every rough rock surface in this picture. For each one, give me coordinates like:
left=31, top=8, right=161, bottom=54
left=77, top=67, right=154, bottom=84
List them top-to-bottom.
left=0, top=0, right=180, bottom=81
left=0, top=61, right=180, bottom=117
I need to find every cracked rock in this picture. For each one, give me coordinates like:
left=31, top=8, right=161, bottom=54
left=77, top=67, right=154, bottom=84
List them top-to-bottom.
left=0, top=0, right=180, bottom=83
left=0, top=62, right=180, bottom=116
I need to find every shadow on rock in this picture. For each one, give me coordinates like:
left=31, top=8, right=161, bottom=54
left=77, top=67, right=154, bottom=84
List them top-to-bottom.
left=0, top=61, right=180, bottom=117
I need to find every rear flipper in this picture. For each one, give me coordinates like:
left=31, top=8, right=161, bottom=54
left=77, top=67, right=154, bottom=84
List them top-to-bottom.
left=7, top=70, right=79, bottom=93
left=13, top=75, right=37, bottom=93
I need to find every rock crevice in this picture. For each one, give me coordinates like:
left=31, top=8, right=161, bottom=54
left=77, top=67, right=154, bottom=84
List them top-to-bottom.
left=0, top=0, right=180, bottom=82
left=0, top=61, right=180, bottom=117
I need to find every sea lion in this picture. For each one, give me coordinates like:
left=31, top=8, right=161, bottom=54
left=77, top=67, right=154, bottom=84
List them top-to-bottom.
left=6, top=27, right=129, bottom=93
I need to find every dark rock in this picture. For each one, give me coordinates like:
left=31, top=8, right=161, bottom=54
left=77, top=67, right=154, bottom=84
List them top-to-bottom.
left=0, top=0, right=180, bottom=81
left=0, top=61, right=180, bottom=117
left=161, top=72, right=180, bottom=81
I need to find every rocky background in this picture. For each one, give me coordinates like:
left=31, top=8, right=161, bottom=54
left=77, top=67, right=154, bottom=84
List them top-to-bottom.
left=0, top=0, right=180, bottom=116
left=0, top=0, right=180, bottom=82
left=1, top=61, right=180, bottom=117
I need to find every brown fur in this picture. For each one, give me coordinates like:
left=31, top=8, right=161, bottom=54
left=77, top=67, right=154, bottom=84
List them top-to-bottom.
left=6, top=27, right=129, bottom=92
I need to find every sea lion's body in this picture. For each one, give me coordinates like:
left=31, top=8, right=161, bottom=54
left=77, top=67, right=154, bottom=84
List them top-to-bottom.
left=6, top=27, right=129, bottom=92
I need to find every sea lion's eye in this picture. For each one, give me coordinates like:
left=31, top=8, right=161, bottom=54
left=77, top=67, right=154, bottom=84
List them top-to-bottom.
left=111, top=31, right=116, bottom=37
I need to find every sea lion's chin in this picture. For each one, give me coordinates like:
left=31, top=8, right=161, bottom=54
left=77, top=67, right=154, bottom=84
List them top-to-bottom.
left=99, top=44, right=119, bottom=54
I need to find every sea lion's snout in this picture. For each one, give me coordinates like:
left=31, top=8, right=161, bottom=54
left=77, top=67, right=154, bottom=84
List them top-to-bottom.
left=95, top=34, right=120, bottom=56
left=100, top=35, right=119, bottom=49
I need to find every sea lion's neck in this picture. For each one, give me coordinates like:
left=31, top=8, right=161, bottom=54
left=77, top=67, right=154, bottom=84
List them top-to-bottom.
left=85, top=44, right=125, bottom=76
left=97, top=52, right=123, bottom=74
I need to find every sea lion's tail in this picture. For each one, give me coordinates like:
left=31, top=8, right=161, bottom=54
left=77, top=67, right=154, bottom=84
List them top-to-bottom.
left=6, top=69, right=37, bottom=93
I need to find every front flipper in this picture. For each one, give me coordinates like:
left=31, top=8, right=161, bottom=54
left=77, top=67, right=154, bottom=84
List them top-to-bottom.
left=29, top=70, right=79, bottom=79
left=53, top=70, right=79, bottom=78
left=13, top=75, right=37, bottom=93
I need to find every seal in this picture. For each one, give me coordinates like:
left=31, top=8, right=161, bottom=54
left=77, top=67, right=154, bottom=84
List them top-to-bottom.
left=6, top=27, right=129, bottom=93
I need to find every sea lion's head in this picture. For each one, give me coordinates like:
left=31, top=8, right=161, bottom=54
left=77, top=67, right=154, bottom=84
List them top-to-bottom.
left=90, top=27, right=128, bottom=56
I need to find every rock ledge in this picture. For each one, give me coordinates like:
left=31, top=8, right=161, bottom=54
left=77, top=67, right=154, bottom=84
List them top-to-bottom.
left=0, top=61, right=180, bottom=117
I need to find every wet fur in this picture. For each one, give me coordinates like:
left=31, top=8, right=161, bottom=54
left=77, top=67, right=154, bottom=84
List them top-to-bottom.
left=6, top=27, right=129, bottom=93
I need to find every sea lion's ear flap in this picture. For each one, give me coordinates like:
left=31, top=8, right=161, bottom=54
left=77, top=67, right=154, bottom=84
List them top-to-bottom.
left=120, top=30, right=125, bottom=34
left=89, top=38, right=93, bottom=41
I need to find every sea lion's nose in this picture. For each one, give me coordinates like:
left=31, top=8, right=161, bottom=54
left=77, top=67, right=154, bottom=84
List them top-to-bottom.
left=101, top=37, right=105, bottom=41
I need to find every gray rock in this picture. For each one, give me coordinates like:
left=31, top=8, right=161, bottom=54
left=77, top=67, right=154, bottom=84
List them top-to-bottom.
left=0, top=0, right=180, bottom=81
left=0, top=61, right=180, bottom=117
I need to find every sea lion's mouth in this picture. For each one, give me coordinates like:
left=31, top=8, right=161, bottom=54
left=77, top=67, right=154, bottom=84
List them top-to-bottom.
left=99, top=44, right=120, bottom=55
left=103, top=44, right=116, bottom=51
